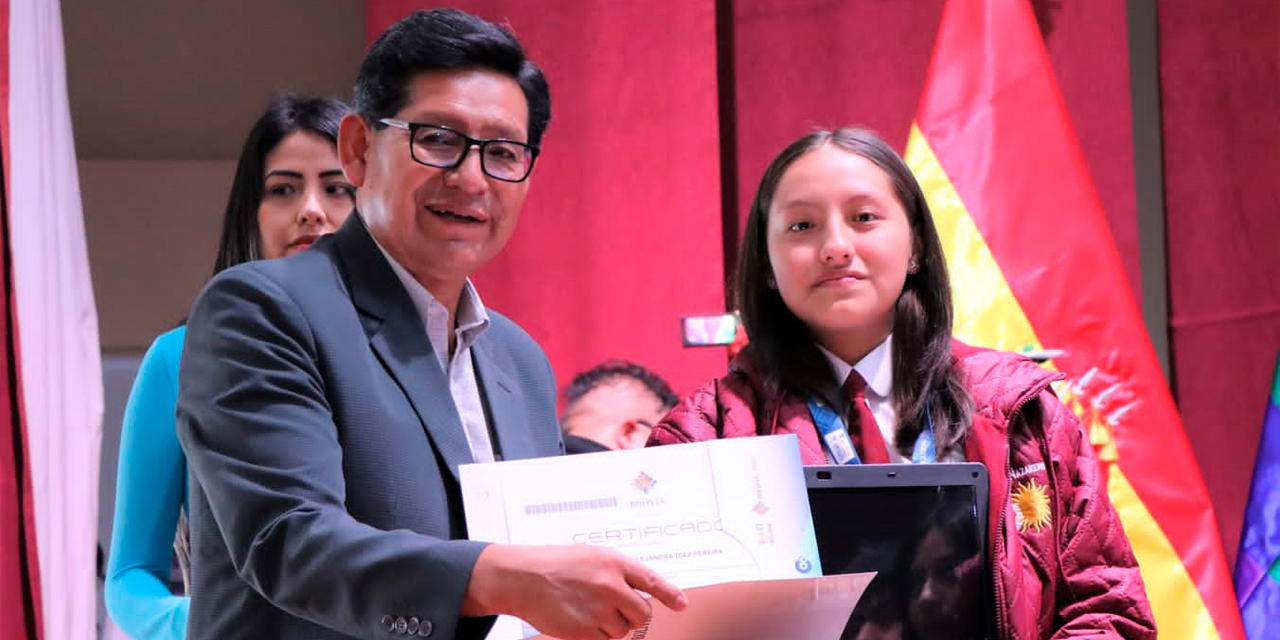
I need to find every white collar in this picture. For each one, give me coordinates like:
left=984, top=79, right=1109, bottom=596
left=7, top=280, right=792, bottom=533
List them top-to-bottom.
left=370, top=236, right=490, bottom=338
left=817, top=334, right=894, bottom=399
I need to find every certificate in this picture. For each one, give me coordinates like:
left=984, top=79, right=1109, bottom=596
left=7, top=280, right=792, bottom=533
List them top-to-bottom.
left=461, top=434, right=822, bottom=585
left=460, top=435, right=837, bottom=639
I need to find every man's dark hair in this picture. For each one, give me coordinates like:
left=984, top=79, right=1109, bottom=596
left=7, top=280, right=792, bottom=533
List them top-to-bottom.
left=354, top=8, right=552, bottom=147
left=211, top=93, right=350, bottom=277
left=562, top=360, right=680, bottom=416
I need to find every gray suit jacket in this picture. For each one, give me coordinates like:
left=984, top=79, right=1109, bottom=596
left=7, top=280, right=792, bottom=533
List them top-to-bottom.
left=176, top=214, right=563, bottom=640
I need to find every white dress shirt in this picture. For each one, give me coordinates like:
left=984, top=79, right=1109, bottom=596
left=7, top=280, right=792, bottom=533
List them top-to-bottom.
left=817, top=335, right=905, bottom=463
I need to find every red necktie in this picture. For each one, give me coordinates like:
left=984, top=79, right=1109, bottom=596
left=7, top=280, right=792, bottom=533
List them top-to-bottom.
left=845, top=371, right=891, bottom=463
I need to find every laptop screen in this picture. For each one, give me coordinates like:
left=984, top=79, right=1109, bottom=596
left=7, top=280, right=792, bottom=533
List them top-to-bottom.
left=806, top=464, right=993, bottom=640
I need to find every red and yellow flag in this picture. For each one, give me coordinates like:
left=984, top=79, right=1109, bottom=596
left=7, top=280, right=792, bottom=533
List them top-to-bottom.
left=904, top=1, right=1246, bottom=638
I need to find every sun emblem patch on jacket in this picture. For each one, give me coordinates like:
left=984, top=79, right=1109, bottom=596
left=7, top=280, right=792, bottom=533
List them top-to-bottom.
left=1011, top=478, right=1052, bottom=533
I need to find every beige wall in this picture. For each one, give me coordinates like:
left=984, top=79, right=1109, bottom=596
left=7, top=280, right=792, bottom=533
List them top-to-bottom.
left=63, top=0, right=367, bottom=351
left=80, top=159, right=234, bottom=348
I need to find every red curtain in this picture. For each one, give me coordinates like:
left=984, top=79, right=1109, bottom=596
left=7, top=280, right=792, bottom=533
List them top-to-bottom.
left=366, top=0, right=728, bottom=398
left=1158, top=0, right=1280, bottom=565
left=0, top=1, right=44, bottom=635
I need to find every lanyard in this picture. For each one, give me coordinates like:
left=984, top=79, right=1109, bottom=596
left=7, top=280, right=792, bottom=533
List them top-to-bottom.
left=806, top=399, right=936, bottom=464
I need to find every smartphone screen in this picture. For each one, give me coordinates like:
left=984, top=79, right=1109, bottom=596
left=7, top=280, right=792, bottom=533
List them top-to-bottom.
left=681, top=313, right=739, bottom=347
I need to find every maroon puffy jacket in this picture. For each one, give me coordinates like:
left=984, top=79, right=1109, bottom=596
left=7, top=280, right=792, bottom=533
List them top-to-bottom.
left=649, top=341, right=1156, bottom=640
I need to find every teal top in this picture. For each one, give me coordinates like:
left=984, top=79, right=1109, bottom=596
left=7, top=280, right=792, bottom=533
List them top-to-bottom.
left=105, top=326, right=188, bottom=640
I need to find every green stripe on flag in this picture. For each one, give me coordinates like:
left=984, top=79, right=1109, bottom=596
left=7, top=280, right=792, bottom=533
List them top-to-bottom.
left=1271, top=354, right=1280, bottom=405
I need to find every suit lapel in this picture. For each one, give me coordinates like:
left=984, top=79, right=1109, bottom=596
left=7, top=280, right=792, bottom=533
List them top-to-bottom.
left=334, top=214, right=474, bottom=482
left=368, top=330, right=475, bottom=481
left=471, top=337, right=535, bottom=461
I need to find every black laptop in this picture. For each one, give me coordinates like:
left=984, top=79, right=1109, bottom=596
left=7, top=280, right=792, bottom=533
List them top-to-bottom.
left=805, top=463, right=995, bottom=640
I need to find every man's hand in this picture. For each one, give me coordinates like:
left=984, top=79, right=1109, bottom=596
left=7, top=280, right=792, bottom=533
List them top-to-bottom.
left=462, top=544, right=687, bottom=640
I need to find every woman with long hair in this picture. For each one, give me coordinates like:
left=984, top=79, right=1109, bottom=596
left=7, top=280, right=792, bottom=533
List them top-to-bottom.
left=104, top=94, right=354, bottom=640
left=650, top=128, right=1156, bottom=639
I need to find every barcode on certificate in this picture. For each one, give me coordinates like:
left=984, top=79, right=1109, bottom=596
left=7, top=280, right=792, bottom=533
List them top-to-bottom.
left=523, top=497, right=618, bottom=515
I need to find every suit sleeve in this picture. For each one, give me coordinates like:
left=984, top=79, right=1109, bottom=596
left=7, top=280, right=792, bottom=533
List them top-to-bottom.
left=176, top=268, right=488, bottom=639
left=104, top=330, right=189, bottom=640
left=1041, top=392, right=1157, bottom=640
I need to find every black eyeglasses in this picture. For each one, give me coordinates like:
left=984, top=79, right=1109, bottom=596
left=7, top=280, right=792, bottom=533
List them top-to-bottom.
left=378, top=119, right=539, bottom=183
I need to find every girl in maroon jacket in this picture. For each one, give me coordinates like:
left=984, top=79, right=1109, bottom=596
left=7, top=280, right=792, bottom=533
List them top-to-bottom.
left=649, top=128, right=1155, bottom=640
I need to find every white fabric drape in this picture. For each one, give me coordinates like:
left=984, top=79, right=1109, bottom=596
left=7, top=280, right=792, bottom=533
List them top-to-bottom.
left=9, top=0, right=104, bottom=638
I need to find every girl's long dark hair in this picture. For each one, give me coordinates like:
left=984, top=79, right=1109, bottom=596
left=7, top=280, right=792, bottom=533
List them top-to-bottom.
left=210, top=93, right=349, bottom=276
left=735, top=128, right=972, bottom=457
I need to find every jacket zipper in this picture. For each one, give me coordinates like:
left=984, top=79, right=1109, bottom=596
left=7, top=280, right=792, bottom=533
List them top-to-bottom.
left=993, top=376, right=1059, bottom=640
left=994, top=452, right=1012, bottom=640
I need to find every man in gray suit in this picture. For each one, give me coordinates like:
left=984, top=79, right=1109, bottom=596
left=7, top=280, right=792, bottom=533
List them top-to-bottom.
left=176, top=9, right=685, bottom=640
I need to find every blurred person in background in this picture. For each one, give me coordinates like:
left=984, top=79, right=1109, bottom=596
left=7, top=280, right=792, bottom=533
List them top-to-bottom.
left=561, top=360, right=679, bottom=454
